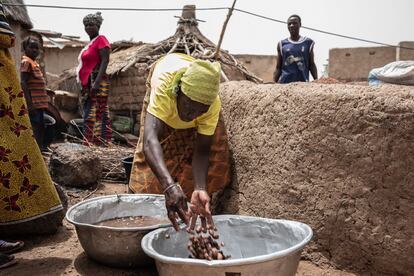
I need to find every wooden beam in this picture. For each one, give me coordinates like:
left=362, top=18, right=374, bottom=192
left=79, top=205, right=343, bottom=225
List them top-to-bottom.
left=214, top=0, right=237, bottom=60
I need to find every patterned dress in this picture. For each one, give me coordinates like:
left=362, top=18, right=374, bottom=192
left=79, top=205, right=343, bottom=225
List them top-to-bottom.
left=0, top=5, right=62, bottom=234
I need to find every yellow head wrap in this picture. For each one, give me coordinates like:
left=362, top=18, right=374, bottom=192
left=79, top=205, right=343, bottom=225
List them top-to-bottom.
left=180, top=59, right=221, bottom=105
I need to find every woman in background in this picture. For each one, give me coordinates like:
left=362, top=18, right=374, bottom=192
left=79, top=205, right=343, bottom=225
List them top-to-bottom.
left=76, top=12, right=111, bottom=146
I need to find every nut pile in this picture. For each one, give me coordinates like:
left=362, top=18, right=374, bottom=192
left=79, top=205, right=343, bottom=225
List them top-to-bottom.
left=187, top=226, right=230, bottom=260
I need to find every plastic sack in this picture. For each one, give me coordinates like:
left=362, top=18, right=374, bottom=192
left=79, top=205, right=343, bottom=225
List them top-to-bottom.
left=368, top=61, right=414, bottom=86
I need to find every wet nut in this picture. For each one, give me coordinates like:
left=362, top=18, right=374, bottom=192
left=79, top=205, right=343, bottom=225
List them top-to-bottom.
left=187, top=226, right=230, bottom=260
left=212, top=240, right=219, bottom=249
left=211, top=248, right=218, bottom=258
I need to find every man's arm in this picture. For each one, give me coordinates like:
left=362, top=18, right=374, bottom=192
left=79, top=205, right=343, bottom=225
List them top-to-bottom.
left=273, top=44, right=283, bottom=83
left=309, top=48, right=318, bottom=81
left=20, top=72, right=33, bottom=112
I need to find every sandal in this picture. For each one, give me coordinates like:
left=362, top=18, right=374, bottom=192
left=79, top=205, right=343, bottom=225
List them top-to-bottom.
left=0, top=240, right=24, bottom=254
left=0, top=253, right=17, bottom=269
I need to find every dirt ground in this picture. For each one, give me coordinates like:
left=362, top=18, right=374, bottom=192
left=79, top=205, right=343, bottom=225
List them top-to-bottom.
left=2, top=182, right=355, bottom=276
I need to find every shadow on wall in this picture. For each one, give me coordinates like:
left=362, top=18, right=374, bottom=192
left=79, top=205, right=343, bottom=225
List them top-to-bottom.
left=212, top=149, right=240, bottom=215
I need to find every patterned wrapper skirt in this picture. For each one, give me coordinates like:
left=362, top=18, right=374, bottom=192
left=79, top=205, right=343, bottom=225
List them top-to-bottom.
left=0, top=33, right=63, bottom=233
left=82, top=74, right=112, bottom=146
left=128, top=74, right=230, bottom=199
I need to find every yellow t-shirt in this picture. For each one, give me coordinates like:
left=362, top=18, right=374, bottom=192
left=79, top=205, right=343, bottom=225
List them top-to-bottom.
left=147, top=53, right=221, bottom=136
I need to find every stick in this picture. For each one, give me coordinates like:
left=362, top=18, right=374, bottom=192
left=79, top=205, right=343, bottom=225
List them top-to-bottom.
left=214, top=0, right=237, bottom=60
left=167, top=37, right=181, bottom=54
left=183, top=37, right=191, bottom=55
left=221, top=70, right=229, bottom=82
left=108, top=126, right=136, bottom=148
left=62, top=132, right=84, bottom=143
left=82, top=182, right=101, bottom=200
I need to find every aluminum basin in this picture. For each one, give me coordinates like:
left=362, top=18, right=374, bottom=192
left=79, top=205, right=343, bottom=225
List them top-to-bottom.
left=66, top=194, right=171, bottom=268
left=142, top=215, right=312, bottom=276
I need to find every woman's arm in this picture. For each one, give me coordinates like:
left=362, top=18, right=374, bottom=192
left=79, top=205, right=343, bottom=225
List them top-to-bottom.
left=91, top=47, right=110, bottom=91
left=143, top=113, right=189, bottom=230
left=143, top=113, right=174, bottom=189
left=188, top=133, right=215, bottom=231
left=192, top=133, right=213, bottom=191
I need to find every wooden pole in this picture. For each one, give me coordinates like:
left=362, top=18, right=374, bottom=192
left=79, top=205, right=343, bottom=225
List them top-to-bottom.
left=214, top=0, right=237, bottom=60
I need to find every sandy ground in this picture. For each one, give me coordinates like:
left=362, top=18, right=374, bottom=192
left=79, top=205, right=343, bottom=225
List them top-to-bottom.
left=2, top=182, right=355, bottom=276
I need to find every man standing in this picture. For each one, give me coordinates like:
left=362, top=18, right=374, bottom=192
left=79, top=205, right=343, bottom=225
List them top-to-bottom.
left=274, top=15, right=318, bottom=83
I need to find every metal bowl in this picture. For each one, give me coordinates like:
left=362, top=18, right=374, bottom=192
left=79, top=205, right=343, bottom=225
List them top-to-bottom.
left=66, top=194, right=170, bottom=268
left=142, top=215, right=313, bottom=276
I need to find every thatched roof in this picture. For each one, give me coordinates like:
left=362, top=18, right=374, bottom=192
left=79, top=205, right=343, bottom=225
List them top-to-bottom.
left=3, top=0, right=33, bottom=29
left=107, top=43, right=154, bottom=75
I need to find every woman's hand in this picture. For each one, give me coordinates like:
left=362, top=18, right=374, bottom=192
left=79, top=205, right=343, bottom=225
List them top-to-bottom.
left=91, top=81, right=100, bottom=93
left=164, top=184, right=189, bottom=231
left=187, top=189, right=214, bottom=232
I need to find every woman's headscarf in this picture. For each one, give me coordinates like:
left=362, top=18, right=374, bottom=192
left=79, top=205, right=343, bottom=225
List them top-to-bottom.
left=83, top=12, right=104, bottom=27
left=180, top=59, right=221, bottom=105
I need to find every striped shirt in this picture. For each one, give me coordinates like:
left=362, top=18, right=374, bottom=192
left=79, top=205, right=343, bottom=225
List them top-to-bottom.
left=21, top=56, right=48, bottom=109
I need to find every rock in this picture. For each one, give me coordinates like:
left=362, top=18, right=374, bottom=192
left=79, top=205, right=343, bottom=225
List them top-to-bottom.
left=218, top=81, right=414, bottom=275
left=54, top=90, right=79, bottom=112
left=49, top=143, right=102, bottom=188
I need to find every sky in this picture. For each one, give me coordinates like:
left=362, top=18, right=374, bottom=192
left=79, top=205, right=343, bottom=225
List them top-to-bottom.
left=25, top=0, right=414, bottom=76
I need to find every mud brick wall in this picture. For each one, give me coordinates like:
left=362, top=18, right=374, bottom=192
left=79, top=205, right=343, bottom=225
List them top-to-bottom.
left=109, top=63, right=149, bottom=113
left=218, top=81, right=414, bottom=275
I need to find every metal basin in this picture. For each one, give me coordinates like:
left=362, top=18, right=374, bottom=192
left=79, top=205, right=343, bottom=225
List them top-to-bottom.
left=66, top=194, right=171, bottom=268
left=142, top=215, right=313, bottom=276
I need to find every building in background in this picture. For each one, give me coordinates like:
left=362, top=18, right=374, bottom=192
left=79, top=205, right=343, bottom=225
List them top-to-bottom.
left=3, top=0, right=36, bottom=71
left=329, top=42, right=414, bottom=82
left=234, top=54, right=277, bottom=83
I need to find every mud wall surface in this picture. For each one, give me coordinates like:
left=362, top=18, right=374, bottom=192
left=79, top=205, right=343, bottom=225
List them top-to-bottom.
left=44, top=47, right=82, bottom=75
left=218, top=81, right=414, bottom=275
